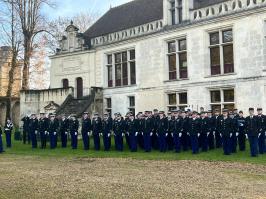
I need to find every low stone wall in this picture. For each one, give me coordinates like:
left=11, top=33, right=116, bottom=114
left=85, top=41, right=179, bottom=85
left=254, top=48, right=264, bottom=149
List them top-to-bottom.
left=20, top=87, right=74, bottom=117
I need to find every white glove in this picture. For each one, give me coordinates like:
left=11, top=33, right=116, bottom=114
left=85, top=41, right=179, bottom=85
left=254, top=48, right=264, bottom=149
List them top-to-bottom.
left=35, top=130, right=38, bottom=134
left=45, top=131, right=47, bottom=134
left=213, top=131, right=216, bottom=134
left=54, top=132, right=56, bottom=135
left=65, top=132, right=68, bottom=135
left=75, top=132, right=77, bottom=136
left=87, top=132, right=90, bottom=136
left=89, top=132, right=92, bottom=136
left=135, top=132, right=138, bottom=136
left=142, top=132, right=144, bottom=136
left=150, top=132, right=153, bottom=136
left=187, top=132, right=189, bottom=135
left=207, top=132, right=210, bottom=136
left=236, top=132, right=239, bottom=137
left=265, top=132, right=266, bottom=136
left=100, top=133, right=103, bottom=136
left=108, top=133, right=111, bottom=137
left=122, top=133, right=125, bottom=137
left=156, top=133, right=158, bottom=136
left=166, top=133, right=168, bottom=137
left=171, top=133, right=173, bottom=137
left=179, top=133, right=182, bottom=137
left=197, top=133, right=200, bottom=137
left=220, top=133, right=222, bottom=137
left=230, top=133, right=232, bottom=138
left=258, top=133, right=261, bottom=138
left=245, top=134, right=248, bottom=139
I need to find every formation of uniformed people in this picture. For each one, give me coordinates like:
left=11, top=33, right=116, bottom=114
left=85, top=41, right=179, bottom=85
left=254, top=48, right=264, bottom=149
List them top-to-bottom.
left=0, top=107, right=265, bottom=157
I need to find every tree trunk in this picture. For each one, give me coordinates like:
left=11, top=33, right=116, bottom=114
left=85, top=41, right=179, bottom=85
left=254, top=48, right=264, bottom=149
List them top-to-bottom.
left=22, top=37, right=31, bottom=90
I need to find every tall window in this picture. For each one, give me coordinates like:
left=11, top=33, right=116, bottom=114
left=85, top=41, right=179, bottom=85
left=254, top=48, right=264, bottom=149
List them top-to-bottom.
left=169, top=0, right=182, bottom=25
left=209, top=29, right=234, bottom=75
left=167, top=39, right=187, bottom=80
left=106, top=49, right=136, bottom=87
left=62, top=79, right=69, bottom=88
left=210, top=89, right=235, bottom=112
left=167, top=92, right=188, bottom=111
left=128, top=96, right=135, bottom=115
left=105, top=98, right=112, bottom=116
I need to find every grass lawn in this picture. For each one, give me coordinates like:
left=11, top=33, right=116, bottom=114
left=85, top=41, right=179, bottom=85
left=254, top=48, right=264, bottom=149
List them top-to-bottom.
left=1, top=134, right=266, bottom=165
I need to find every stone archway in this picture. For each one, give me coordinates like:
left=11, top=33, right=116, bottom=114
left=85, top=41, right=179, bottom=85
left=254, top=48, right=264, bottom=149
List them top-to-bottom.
left=12, top=101, right=20, bottom=126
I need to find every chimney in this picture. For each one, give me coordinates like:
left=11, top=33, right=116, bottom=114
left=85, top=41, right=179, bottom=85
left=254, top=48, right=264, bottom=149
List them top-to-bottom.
left=182, top=0, right=194, bottom=22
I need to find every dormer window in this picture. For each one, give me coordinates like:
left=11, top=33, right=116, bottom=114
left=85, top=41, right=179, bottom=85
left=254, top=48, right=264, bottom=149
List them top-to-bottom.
left=169, top=0, right=183, bottom=25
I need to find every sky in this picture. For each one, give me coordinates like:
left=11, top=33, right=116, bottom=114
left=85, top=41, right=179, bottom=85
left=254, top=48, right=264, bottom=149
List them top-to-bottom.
left=43, top=0, right=132, bottom=20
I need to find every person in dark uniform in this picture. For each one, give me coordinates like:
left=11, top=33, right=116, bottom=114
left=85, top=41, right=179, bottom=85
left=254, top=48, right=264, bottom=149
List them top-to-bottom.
left=245, top=108, right=259, bottom=157
left=257, top=108, right=265, bottom=154
left=152, top=109, right=159, bottom=149
left=213, top=109, right=222, bottom=148
left=219, top=109, right=233, bottom=155
left=172, top=110, right=182, bottom=153
left=207, top=110, right=215, bottom=150
left=142, top=111, right=153, bottom=152
left=157, top=111, right=167, bottom=152
left=188, top=111, right=200, bottom=154
left=229, top=111, right=238, bottom=153
left=237, top=111, right=246, bottom=151
left=81, top=112, right=91, bottom=150
left=102, top=112, right=112, bottom=151
left=124, top=112, right=131, bottom=148
left=136, top=112, right=144, bottom=149
left=166, top=112, right=174, bottom=151
left=199, top=112, right=210, bottom=152
left=38, top=113, right=48, bottom=149
left=91, top=113, right=102, bottom=151
left=113, top=113, right=125, bottom=151
left=127, top=113, right=138, bottom=152
left=29, top=114, right=38, bottom=149
left=48, top=114, right=58, bottom=149
left=59, top=114, right=69, bottom=148
left=69, top=114, right=79, bottom=149
left=21, top=115, right=30, bottom=144
left=4, top=118, right=13, bottom=148
left=0, top=125, right=5, bottom=153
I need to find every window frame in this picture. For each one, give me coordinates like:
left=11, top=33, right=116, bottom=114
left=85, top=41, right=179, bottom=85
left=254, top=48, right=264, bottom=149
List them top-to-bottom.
left=209, top=28, right=234, bottom=76
left=209, top=88, right=235, bottom=111
left=167, top=91, right=188, bottom=111
left=128, top=96, right=136, bottom=115
left=105, top=98, right=112, bottom=115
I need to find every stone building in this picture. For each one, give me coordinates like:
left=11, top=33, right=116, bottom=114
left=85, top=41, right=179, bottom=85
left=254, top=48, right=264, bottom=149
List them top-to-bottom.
left=21, top=0, right=266, bottom=117
left=0, top=46, right=22, bottom=125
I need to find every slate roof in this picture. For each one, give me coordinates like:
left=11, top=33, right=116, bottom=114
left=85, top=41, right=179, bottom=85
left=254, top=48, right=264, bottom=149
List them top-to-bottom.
left=84, top=0, right=163, bottom=38
left=194, top=0, right=228, bottom=9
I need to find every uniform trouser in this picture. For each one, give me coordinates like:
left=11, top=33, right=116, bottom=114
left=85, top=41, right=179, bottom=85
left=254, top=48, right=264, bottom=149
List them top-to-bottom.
left=22, top=130, right=27, bottom=144
left=27, top=130, right=31, bottom=144
left=5, top=131, right=11, bottom=148
left=31, top=131, right=37, bottom=148
left=40, top=131, right=46, bottom=149
left=152, top=131, right=158, bottom=149
left=215, top=131, right=222, bottom=148
left=61, top=132, right=67, bottom=148
left=70, top=132, right=78, bottom=149
left=82, top=132, right=89, bottom=150
left=93, top=132, right=100, bottom=151
left=208, top=132, right=215, bottom=150
left=238, top=132, right=246, bottom=151
left=49, top=133, right=57, bottom=149
left=103, top=133, right=111, bottom=151
left=114, top=133, right=123, bottom=151
left=125, top=133, right=130, bottom=149
left=129, top=133, right=137, bottom=152
left=137, top=133, right=144, bottom=149
left=143, top=133, right=152, bottom=152
left=166, top=133, right=173, bottom=150
left=173, top=133, right=181, bottom=153
left=181, top=133, right=189, bottom=151
left=201, top=133, right=208, bottom=152
left=258, top=133, right=265, bottom=154
left=0, top=134, right=3, bottom=152
left=158, top=134, right=167, bottom=152
left=230, top=134, right=237, bottom=153
left=190, top=135, right=199, bottom=154
left=222, top=136, right=231, bottom=155
left=248, top=136, right=258, bottom=157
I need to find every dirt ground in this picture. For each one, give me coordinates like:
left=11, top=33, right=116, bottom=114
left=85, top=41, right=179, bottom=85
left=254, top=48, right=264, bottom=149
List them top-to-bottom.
left=0, top=156, right=265, bottom=199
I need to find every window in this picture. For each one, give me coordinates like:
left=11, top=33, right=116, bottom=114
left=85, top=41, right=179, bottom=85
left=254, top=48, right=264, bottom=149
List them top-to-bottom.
left=169, top=0, right=182, bottom=25
left=209, top=29, right=234, bottom=75
left=167, top=39, right=187, bottom=80
left=106, top=49, right=136, bottom=87
left=62, top=79, right=69, bottom=88
left=210, top=89, right=235, bottom=112
left=167, top=92, right=188, bottom=111
left=128, top=96, right=135, bottom=115
left=105, top=98, right=112, bottom=116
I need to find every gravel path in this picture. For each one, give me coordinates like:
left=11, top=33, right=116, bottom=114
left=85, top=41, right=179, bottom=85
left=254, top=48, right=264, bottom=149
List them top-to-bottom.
left=0, top=156, right=265, bottom=199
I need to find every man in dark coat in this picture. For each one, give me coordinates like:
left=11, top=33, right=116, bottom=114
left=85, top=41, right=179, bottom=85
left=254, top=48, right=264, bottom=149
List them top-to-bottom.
left=257, top=108, right=266, bottom=154
left=188, top=111, right=200, bottom=154
left=237, top=111, right=246, bottom=151
left=81, top=112, right=91, bottom=150
left=102, top=112, right=112, bottom=151
left=38, top=113, right=48, bottom=149
left=91, top=113, right=102, bottom=151
left=113, top=113, right=125, bottom=151
left=29, top=114, right=39, bottom=149
left=48, top=114, right=59, bottom=149
left=59, top=114, right=69, bottom=148
left=21, top=115, right=30, bottom=144
left=69, top=115, right=79, bottom=149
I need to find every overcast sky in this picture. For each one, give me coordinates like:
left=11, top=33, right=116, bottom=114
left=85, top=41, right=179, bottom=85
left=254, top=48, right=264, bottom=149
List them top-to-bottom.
left=44, top=0, right=132, bottom=19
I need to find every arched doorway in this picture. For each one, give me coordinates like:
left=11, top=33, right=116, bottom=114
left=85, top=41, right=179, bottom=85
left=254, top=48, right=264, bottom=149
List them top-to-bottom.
left=76, top=77, right=83, bottom=98
left=62, top=79, right=69, bottom=88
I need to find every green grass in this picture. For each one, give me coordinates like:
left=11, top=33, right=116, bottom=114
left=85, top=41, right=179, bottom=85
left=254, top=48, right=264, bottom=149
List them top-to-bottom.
left=1, top=135, right=266, bottom=165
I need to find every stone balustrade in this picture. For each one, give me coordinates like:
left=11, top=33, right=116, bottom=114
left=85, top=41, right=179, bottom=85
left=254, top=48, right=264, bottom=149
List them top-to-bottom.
left=191, top=0, right=266, bottom=22
left=91, top=19, right=164, bottom=47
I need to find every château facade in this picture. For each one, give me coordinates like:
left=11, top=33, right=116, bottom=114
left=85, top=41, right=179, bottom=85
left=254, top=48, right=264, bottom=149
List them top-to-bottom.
left=21, top=0, right=266, bottom=117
